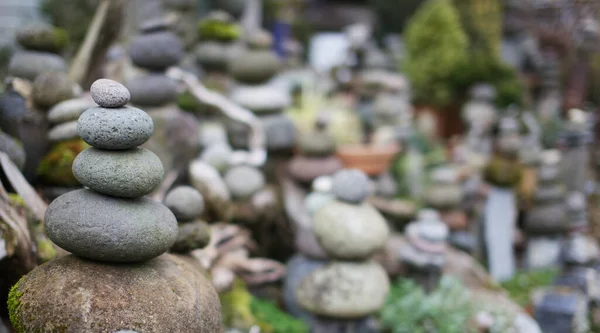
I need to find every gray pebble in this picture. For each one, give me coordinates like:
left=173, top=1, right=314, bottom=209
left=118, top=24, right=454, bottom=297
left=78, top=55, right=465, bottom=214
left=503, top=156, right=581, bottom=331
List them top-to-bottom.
left=129, top=31, right=184, bottom=70
left=8, top=51, right=67, bottom=81
left=32, top=72, right=76, bottom=108
left=126, top=74, right=178, bottom=106
left=90, top=79, right=130, bottom=108
left=48, top=98, right=95, bottom=124
left=77, top=106, right=154, bottom=149
left=48, top=121, right=78, bottom=142
left=0, top=130, right=26, bottom=170
left=73, top=148, right=164, bottom=198
left=224, top=165, right=265, bottom=200
left=331, top=169, right=371, bottom=204
left=164, top=186, right=205, bottom=221
left=45, top=189, right=177, bottom=262
left=170, top=220, right=211, bottom=253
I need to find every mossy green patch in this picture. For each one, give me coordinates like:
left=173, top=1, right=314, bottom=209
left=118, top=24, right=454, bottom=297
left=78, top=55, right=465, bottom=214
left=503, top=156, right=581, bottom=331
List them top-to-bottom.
left=198, top=19, right=240, bottom=42
left=37, top=139, right=89, bottom=186
left=483, top=156, right=523, bottom=188
left=36, top=238, right=56, bottom=263
left=500, top=268, right=559, bottom=307
left=8, top=278, right=24, bottom=333
left=220, top=279, right=271, bottom=332
left=251, top=297, right=308, bottom=333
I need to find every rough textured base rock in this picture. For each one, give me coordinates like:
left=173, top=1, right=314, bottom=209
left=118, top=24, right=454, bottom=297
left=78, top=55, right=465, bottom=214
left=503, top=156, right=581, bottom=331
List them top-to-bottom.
left=78, top=106, right=154, bottom=149
left=73, top=147, right=163, bottom=197
left=45, top=189, right=178, bottom=262
left=9, top=254, right=221, bottom=333
left=296, top=261, right=390, bottom=318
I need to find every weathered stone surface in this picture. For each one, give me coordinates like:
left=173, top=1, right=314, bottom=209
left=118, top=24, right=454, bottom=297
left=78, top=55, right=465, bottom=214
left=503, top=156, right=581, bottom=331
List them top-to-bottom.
left=129, top=31, right=184, bottom=70
left=229, top=50, right=281, bottom=84
left=8, top=51, right=67, bottom=81
left=32, top=72, right=76, bottom=108
left=126, top=74, right=178, bottom=106
left=90, top=79, right=130, bottom=108
left=230, top=85, right=290, bottom=114
left=48, top=98, right=95, bottom=124
left=77, top=106, right=154, bottom=149
left=48, top=120, right=78, bottom=142
left=0, top=130, right=25, bottom=170
left=73, top=148, right=163, bottom=198
left=288, top=155, right=343, bottom=184
left=224, top=165, right=265, bottom=200
left=331, top=169, right=371, bottom=204
left=164, top=186, right=205, bottom=221
left=45, top=189, right=178, bottom=262
left=313, top=200, right=389, bottom=260
left=171, top=220, right=211, bottom=253
left=9, top=254, right=221, bottom=332
left=283, top=254, right=328, bottom=321
left=296, top=261, right=390, bottom=318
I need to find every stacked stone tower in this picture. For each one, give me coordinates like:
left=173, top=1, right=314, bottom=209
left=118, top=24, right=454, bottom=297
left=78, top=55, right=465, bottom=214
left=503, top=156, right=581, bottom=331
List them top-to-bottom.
left=8, top=79, right=220, bottom=332
left=295, top=169, right=390, bottom=332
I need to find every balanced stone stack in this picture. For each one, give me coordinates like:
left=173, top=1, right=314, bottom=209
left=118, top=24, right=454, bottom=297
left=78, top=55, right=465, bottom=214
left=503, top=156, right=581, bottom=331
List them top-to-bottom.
left=161, top=0, right=198, bottom=50
left=195, top=11, right=241, bottom=74
left=8, top=24, right=68, bottom=81
left=228, top=30, right=296, bottom=154
left=9, top=79, right=221, bottom=332
left=559, top=109, right=593, bottom=194
left=288, top=120, right=343, bottom=184
left=525, top=150, right=568, bottom=269
left=424, top=166, right=466, bottom=231
left=294, top=169, right=390, bottom=332
left=165, top=185, right=212, bottom=253
left=400, top=209, right=449, bottom=293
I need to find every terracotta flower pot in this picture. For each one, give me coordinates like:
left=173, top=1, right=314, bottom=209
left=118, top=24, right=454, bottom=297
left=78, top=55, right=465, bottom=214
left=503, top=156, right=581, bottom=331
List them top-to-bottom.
left=336, top=143, right=400, bottom=176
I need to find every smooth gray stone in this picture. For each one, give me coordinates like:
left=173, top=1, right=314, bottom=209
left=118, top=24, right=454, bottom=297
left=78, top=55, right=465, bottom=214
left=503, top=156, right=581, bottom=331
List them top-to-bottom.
left=129, top=30, right=184, bottom=70
left=8, top=50, right=66, bottom=81
left=31, top=71, right=76, bottom=108
left=126, top=74, right=178, bottom=106
left=90, top=79, right=130, bottom=108
left=47, top=98, right=95, bottom=124
left=77, top=106, right=154, bottom=149
left=261, top=114, right=296, bottom=151
left=48, top=120, right=78, bottom=142
left=0, top=130, right=25, bottom=170
left=73, top=147, right=163, bottom=198
left=224, top=165, right=265, bottom=200
left=331, top=169, right=370, bottom=204
left=164, top=186, right=204, bottom=221
left=45, top=189, right=178, bottom=262
left=170, top=220, right=211, bottom=253
left=283, top=254, right=327, bottom=322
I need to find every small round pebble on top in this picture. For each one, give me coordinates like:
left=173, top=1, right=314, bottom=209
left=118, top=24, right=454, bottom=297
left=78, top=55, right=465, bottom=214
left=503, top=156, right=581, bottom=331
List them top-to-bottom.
left=90, top=79, right=130, bottom=108
left=331, top=169, right=370, bottom=204
left=164, top=186, right=205, bottom=222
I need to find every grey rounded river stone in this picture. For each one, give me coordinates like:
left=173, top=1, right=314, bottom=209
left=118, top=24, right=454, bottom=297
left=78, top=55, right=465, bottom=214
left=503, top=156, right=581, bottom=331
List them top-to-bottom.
left=129, top=31, right=184, bottom=70
left=8, top=51, right=67, bottom=81
left=126, top=74, right=178, bottom=106
left=90, top=79, right=130, bottom=108
left=47, top=98, right=95, bottom=124
left=77, top=106, right=154, bottom=149
left=48, top=120, right=78, bottom=142
left=73, top=148, right=163, bottom=198
left=224, top=165, right=265, bottom=200
left=332, top=169, right=371, bottom=204
left=164, top=186, right=205, bottom=221
left=45, top=189, right=178, bottom=262
left=171, top=220, right=211, bottom=253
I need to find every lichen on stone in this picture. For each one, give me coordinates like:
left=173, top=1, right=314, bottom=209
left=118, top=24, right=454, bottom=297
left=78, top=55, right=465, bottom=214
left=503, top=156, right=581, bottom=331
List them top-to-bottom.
left=37, top=139, right=89, bottom=186
left=7, top=278, right=24, bottom=333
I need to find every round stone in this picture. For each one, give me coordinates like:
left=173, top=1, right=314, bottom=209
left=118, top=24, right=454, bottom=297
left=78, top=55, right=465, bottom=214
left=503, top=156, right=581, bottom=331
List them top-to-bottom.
left=16, top=24, right=69, bottom=53
left=129, top=31, right=184, bottom=70
left=195, top=41, right=233, bottom=72
left=229, top=50, right=281, bottom=84
left=8, top=51, right=67, bottom=81
left=32, top=72, right=76, bottom=108
left=126, top=74, right=178, bottom=106
left=90, top=79, right=131, bottom=108
left=230, top=85, right=291, bottom=114
left=47, top=98, right=95, bottom=124
left=77, top=106, right=154, bottom=149
left=261, top=114, right=297, bottom=151
left=48, top=120, right=78, bottom=142
left=0, top=130, right=26, bottom=170
left=298, top=131, right=337, bottom=157
left=200, top=143, right=232, bottom=172
left=73, top=148, right=164, bottom=198
left=288, top=155, right=343, bottom=184
left=189, top=160, right=231, bottom=201
left=224, top=165, right=265, bottom=200
left=331, top=169, right=371, bottom=204
left=313, top=175, right=333, bottom=193
left=164, top=186, right=205, bottom=221
left=45, top=189, right=178, bottom=262
left=304, top=192, right=334, bottom=216
left=313, top=200, right=389, bottom=260
left=171, top=220, right=211, bottom=253
left=9, top=254, right=221, bottom=332
left=283, top=254, right=328, bottom=321
left=296, top=261, right=390, bottom=318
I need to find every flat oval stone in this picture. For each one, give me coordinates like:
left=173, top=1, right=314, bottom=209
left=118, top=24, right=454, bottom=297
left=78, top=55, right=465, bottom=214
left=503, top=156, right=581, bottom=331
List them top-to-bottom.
left=129, top=31, right=184, bottom=70
left=229, top=50, right=281, bottom=84
left=8, top=51, right=67, bottom=81
left=32, top=72, right=76, bottom=108
left=126, top=74, right=178, bottom=106
left=90, top=79, right=130, bottom=108
left=230, top=85, right=290, bottom=114
left=48, top=98, right=95, bottom=124
left=77, top=106, right=154, bottom=149
left=261, top=114, right=297, bottom=151
left=48, top=120, right=78, bottom=142
left=298, top=131, right=337, bottom=157
left=73, top=148, right=164, bottom=198
left=288, top=155, right=343, bottom=184
left=224, top=165, right=265, bottom=200
left=331, top=169, right=371, bottom=204
left=164, top=186, right=205, bottom=221
left=45, top=189, right=178, bottom=262
left=313, top=200, right=389, bottom=260
left=170, top=220, right=211, bottom=253
left=296, top=261, right=390, bottom=318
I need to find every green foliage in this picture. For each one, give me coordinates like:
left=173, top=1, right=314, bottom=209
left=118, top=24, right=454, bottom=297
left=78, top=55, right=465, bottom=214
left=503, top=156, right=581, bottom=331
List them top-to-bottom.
left=402, top=0, right=469, bottom=107
left=452, top=0, right=502, bottom=55
left=198, top=18, right=241, bottom=42
left=176, top=90, right=202, bottom=112
left=37, top=139, right=89, bottom=186
left=500, top=269, right=559, bottom=307
left=8, top=278, right=24, bottom=333
left=250, top=298, right=309, bottom=333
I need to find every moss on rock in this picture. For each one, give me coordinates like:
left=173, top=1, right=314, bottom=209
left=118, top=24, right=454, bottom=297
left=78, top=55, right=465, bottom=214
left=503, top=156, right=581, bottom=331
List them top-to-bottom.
left=16, top=26, right=70, bottom=53
left=37, top=139, right=89, bottom=187
left=8, top=278, right=24, bottom=333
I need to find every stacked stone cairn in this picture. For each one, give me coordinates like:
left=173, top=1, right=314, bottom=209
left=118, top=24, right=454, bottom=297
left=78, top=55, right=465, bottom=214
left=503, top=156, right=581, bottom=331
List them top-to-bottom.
left=161, top=0, right=198, bottom=50
left=195, top=11, right=241, bottom=75
left=8, top=24, right=68, bottom=81
left=228, top=29, right=296, bottom=155
left=8, top=79, right=221, bottom=332
left=288, top=119, right=343, bottom=185
left=525, top=150, right=568, bottom=269
left=424, top=166, right=467, bottom=234
left=293, top=169, right=390, bottom=332
left=165, top=185, right=212, bottom=253
left=400, top=209, right=449, bottom=292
